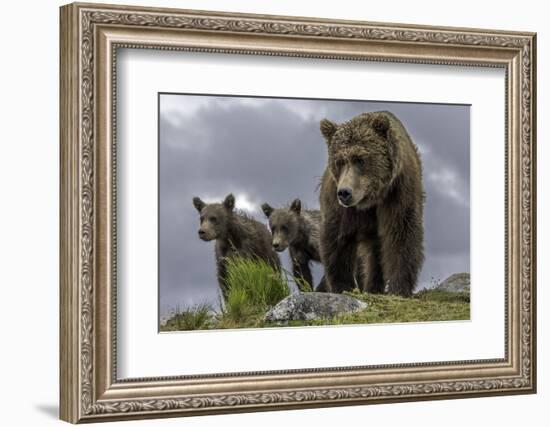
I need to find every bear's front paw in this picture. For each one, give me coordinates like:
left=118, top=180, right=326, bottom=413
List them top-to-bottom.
left=329, top=281, right=356, bottom=294
left=386, top=281, right=413, bottom=297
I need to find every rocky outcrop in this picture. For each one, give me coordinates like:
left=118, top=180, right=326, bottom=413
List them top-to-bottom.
left=436, top=273, right=470, bottom=293
left=265, top=292, right=367, bottom=323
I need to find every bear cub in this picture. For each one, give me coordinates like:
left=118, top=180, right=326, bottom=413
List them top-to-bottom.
left=319, top=111, right=425, bottom=297
left=193, top=193, right=281, bottom=299
left=261, top=199, right=325, bottom=291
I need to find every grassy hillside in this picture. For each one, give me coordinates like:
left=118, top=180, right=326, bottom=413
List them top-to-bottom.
left=160, top=257, right=469, bottom=332
left=306, top=288, right=470, bottom=327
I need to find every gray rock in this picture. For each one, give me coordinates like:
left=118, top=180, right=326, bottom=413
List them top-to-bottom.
left=436, top=273, right=470, bottom=293
left=265, top=292, right=368, bottom=323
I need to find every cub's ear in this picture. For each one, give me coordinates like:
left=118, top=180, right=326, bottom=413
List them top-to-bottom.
left=372, top=114, right=391, bottom=137
left=320, top=119, right=337, bottom=141
left=223, top=193, right=235, bottom=211
left=192, top=197, right=206, bottom=212
left=290, top=198, right=301, bottom=215
left=261, top=203, right=274, bottom=218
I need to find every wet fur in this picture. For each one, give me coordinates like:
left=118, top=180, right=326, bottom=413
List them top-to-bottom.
left=319, top=111, right=424, bottom=297
left=193, top=194, right=281, bottom=300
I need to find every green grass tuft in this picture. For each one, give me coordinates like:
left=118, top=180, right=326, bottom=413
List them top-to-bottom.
left=221, top=256, right=290, bottom=324
left=293, top=275, right=314, bottom=293
left=223, top=287, right=255, bottom=323
left=161, top=303, right=212, bottom=331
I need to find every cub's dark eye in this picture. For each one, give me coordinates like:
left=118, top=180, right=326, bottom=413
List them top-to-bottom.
left=209, top=216, right=217, bottom=223
left=281, top=225, right=288, bottom=233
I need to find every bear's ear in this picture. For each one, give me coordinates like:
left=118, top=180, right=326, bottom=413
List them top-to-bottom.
left=372, top=114, right=391, bottom=138
left=320, top=119, right=337, bottom=141
left=223, top=193, right=235, bottom=211
left=192, top=197, right=206, bottom=212
left=290, top=198, right=301, bottom=215
left=261, top=203, right=274, bottom=218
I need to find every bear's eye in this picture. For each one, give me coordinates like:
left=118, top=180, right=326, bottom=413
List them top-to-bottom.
left=353, top=157, right=366, bottom=167
left=334, top=158, right=346, bottom=170
left=209, top=216, right=217, bottom=223
left=281, top=225, right=288, bottom=233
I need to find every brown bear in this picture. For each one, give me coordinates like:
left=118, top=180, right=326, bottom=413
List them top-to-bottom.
left=318, top=111, right=424, bottom=297
left=192, top=193, right=281, bottom=299
left=261, top=199, right=325, bottom=291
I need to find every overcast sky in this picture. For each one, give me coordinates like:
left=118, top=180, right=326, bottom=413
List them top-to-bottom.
left=159, top=94, right=470, bottom=317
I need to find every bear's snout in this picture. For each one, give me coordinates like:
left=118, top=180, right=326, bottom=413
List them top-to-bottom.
left=337, top=187, right=353, bottom=206
left=198, top=229, right=211, bottom=241
left=272, top=240, right=286, bottom=252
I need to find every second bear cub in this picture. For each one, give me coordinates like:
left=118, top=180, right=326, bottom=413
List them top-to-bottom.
left=261, top=199, right=324, bottom=291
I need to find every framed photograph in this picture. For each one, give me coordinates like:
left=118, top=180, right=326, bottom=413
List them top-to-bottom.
left=60, top=2, right=537, bottom=423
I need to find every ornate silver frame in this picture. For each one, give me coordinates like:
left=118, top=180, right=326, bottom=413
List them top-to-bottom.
left=60, top=2, right=536, bottom=423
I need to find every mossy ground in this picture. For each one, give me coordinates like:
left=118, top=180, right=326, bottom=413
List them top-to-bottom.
left=161, top=257, right=469, bottom=332
left=160, top=288, right=470, bottom=332
left=291, top=288, right=470, bottom=327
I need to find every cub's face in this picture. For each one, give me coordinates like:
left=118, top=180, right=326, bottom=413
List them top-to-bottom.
left=320, top=114, right=395, bottom=209
left=192, top=194, right=235, bottom=241
left=261, top=200, right=301, bottom=252
left=196, top=205, right=228, bottom=241
left=267, top=211, right=299, bottom=252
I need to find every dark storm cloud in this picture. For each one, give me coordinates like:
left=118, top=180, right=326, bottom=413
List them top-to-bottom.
left=159, top=95, right=470, bottom=315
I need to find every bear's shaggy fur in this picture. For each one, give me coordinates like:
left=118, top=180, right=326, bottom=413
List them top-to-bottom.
left=318, top=111, right=424, bottom=297
left=193, top=194, right=281, bottom=299
left=261, top=199, right=325, bottom=291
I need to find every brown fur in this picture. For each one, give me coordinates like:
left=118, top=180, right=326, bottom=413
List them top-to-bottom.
left=318, top=111, right=424, bottom=297
left=193, top=194, right=281, bottom=299
left=261, top=199, right=325, bottom=290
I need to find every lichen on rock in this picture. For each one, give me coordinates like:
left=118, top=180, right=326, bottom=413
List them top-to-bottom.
left=265, top=292, right=368, bottom=324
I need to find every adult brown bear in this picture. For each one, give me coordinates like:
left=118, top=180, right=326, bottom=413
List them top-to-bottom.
left=318, top=111, right=424, bottom=297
